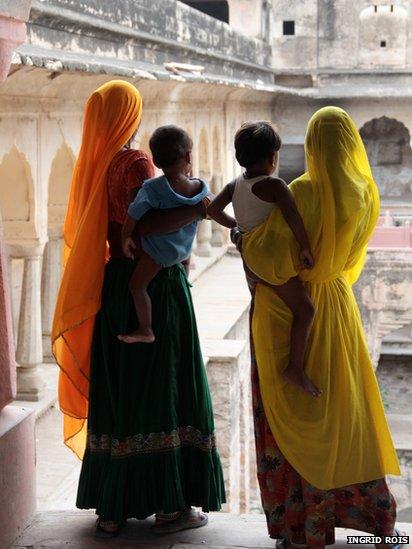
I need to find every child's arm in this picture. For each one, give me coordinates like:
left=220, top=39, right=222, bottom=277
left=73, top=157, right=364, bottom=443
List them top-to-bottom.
left=252, top=177, right=314, bottom=268
left=207, top=183, right=237, bottom=229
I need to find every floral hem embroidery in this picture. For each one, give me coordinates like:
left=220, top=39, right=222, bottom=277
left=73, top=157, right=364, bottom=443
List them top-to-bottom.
left=87, top=426, right=216, bottom=457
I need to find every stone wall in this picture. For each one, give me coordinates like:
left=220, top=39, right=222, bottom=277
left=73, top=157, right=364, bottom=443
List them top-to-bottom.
left=28, top=0, right=273, bottom=83
left=271, top=0, right=412, bottom=71
left=354, top=248, right=412, bottom=366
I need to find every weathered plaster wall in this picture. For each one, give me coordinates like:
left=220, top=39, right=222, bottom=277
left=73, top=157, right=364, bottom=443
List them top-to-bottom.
left=28, top=0, right=273, bottom=83
left=271, top=0, right=412, bottom=71
left=273, top=94, right=412, bottom=203
left=354, top=248, right=412, bottom=366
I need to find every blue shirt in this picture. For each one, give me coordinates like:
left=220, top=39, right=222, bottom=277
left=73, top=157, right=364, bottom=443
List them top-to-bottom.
left=128, top=175, right=209, bottom=267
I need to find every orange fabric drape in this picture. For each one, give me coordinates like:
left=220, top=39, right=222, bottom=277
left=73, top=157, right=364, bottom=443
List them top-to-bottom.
left=52, top=80, right=143, bottom=458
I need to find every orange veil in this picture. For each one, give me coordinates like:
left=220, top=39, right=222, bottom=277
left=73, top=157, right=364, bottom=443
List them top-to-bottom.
left=52, top=80, right=143, bottom=458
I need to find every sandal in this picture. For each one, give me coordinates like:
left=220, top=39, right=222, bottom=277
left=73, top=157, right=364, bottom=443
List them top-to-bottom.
left=151, top=507, right=208, bottom=535
left=94, top=518, right=124, bottom=538
left=392, top=527, right=407, bottom=549
left=276, top=540, right=307, bottom=548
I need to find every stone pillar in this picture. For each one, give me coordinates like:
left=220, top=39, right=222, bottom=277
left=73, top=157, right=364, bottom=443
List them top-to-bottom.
left=0, top=1, right=31, bottom=411
left=0, top=3, right=36, bottom=545
left=195, top=170, right=213, bottom=257
left=210, top=175, right=225, bottom=247
left=0, top=214, right=17, bottom=410
left=195, top=220, right=213, bottom=257
left=41, top=226, right=62, bottom=362
left=8, top=243, right=46, bottom=401
left=204, top=339, right=246, bottom=513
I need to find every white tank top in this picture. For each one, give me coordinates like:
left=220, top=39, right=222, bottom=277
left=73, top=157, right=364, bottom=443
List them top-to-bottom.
left=232, top=173, right=275, bottom=233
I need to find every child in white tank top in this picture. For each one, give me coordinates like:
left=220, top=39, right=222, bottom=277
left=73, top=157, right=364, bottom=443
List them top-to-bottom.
left=208, top=121, right=321, bottom=398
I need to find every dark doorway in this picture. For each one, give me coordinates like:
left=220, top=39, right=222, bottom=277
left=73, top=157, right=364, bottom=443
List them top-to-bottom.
left=181, top=1, right=229, bottom=23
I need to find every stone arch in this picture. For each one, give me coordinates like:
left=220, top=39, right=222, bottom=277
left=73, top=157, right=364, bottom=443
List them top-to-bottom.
left=359, top=5, right=408, bottom=68
left=359, top=117, right=412, bottom=202
left=48, top=142, right=75, bottom=226
left=0, top=145, right=35, bottom=234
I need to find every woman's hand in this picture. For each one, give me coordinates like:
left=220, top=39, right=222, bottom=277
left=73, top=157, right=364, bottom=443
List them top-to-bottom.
left=230, top=227, right=243, bottom=253
left=122, top=236, right=136, bottom=259
left=300, top=248, right=315, bottom=269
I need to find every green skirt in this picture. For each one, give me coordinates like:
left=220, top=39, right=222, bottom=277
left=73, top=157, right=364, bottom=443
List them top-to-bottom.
left=76, top=259, right=226, bottom=521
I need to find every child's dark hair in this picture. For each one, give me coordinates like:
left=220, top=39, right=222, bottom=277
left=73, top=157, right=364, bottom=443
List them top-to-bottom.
left=234, top=121, right=281, bottom=168
left=149, top=125, right=192, bottom=168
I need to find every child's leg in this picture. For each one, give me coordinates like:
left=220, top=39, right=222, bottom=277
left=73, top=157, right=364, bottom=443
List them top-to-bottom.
left=117, top=253, right=162, bottom=344
left=273, top=277, right=321, bottom=397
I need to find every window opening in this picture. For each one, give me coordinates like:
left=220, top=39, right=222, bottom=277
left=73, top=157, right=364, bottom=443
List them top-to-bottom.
left=283, top=21, right=295, bottom=36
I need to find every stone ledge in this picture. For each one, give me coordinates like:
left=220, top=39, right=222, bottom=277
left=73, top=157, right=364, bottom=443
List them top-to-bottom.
left=203, top=339, right=246, bottom=364
left=0, top=405, right=36, bottom=549
left=12, top=510, right=412, bottom=548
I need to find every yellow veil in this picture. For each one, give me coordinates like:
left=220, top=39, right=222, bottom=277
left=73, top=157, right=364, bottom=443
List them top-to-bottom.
left=52, top=80, right=143, bottom=458
left=243, top=107, right=400, bottom=489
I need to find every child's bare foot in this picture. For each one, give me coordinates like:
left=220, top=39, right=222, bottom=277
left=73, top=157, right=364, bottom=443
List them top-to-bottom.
left=117, top=329, right=155, bottom=344
left=282, top=367, right=322, bottom=397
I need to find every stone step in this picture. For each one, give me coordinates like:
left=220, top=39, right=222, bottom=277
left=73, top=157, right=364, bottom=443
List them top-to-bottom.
left=11, top=510, right=412, bottom=548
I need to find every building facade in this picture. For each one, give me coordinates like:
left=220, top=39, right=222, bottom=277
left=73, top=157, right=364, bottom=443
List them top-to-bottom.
left=0, top=0, right=411, bottom=515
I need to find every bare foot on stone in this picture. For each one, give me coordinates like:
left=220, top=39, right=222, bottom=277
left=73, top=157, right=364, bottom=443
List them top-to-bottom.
left=117, top=329, right=155, bottom=344
left=282, top=367, right=322, bottom=397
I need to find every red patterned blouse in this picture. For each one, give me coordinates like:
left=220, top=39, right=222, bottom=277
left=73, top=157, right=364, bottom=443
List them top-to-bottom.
left=107, top=149, right=155, bottom=225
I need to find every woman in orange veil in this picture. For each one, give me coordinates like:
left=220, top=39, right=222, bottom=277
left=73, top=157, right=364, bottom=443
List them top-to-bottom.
left=52, top=80, right=225, bottom=535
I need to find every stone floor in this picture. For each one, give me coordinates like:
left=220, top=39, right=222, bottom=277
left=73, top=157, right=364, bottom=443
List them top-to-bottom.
left=13, top=249, right=412, bottom=545
left=35, top=405, right=80, bottom=511
left=12, top=511, right=412, bottom=548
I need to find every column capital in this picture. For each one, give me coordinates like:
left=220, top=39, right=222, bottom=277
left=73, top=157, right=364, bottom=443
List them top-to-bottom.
left=48, top=224, right=64, bottom=240
left=6, top=240, right=47, bottom=258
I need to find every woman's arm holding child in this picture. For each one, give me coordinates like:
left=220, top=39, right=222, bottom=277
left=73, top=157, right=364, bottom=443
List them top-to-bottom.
left=253, top=177, right=314, bottom=269
left=207, top=183, right=237, bottom=228
left=122, top=215, right=138, bottom=259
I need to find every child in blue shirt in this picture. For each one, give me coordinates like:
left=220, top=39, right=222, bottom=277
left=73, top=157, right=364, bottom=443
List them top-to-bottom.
left=118, top=125, right=209, bottom=344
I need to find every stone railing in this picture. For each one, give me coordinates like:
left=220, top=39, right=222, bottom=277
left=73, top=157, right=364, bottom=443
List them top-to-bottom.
left=354, top=248, right=412, bottom=366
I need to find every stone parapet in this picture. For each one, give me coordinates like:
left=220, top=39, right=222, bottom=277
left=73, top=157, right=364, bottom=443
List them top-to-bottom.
left=27, top=0, right=273, bottom=84
left=355, top=248, right=412, bottom=366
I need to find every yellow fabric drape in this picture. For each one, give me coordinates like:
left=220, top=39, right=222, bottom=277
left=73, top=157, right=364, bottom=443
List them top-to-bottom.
left=52, top=80, right=143, bottom=458
left=243, top=107, right=400, bottom=489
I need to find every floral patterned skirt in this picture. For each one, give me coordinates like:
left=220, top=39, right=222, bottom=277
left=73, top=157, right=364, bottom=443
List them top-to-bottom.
left=250, top=308, right=397, bottom=547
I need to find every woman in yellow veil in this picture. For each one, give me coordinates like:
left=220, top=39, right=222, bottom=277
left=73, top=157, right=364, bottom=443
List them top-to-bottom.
left=241, top=107, right=400, bottom=547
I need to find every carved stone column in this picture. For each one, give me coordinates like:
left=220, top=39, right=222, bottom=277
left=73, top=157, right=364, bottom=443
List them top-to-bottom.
left=0, top=2, right=31, bottom=412
left=210, top=175, right=225, bottom=247
left=0, top=214, right=17, bottom=409
left=195, top=220, right=213, bottom=257
left=41, top=226, right=62, bottom=362
left=8, top=242, right=46, bottom=401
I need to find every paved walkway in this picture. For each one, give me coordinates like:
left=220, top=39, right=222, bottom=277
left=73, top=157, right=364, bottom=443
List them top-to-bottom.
left=12, top=511, right=412, bottom=548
